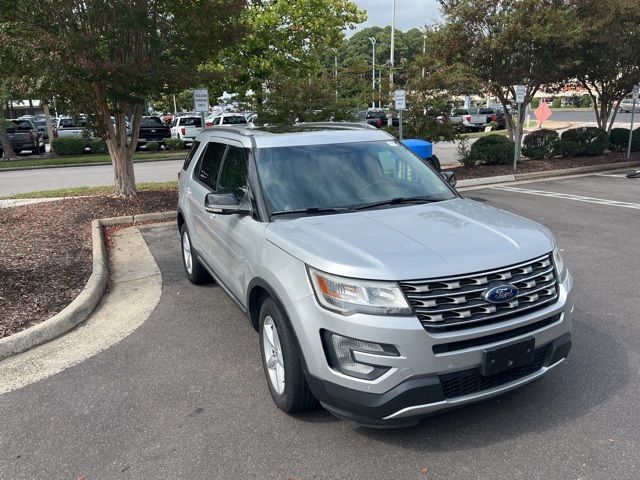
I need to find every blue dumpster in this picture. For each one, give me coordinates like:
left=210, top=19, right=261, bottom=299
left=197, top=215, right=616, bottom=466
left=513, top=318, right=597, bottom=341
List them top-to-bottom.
left=401, top=139, right=440, bottom=172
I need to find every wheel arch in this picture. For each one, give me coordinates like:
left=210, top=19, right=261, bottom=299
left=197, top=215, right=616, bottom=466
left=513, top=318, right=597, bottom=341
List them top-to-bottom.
left=247, top=278, right=290, bottom=333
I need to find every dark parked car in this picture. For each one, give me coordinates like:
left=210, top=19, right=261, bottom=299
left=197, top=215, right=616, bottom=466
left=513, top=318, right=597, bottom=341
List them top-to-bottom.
left=482, top=107, right=506, bottom=130
left=365, top=109, right=399, bottom=128
left=137, top=116, right=172, bottom=148
left=0, top=118, right=44, bottom=155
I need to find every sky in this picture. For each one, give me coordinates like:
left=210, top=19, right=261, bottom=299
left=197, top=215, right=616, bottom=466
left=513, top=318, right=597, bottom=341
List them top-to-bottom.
left=351, top=0, right=442, bottom=34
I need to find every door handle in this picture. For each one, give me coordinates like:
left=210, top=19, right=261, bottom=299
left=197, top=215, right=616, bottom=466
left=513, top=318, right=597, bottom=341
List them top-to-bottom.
left=185, top=187, right=192, bottom=196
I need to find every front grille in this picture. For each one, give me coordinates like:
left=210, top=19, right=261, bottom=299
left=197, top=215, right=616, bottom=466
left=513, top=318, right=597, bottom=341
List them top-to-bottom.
left=400, top=254, right=559, bottom=331
left=439, top=345, right=551, bottom=399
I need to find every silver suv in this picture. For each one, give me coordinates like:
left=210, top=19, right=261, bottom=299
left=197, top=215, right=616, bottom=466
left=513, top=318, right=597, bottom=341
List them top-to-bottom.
left=177, top=125, right=573, bottom=427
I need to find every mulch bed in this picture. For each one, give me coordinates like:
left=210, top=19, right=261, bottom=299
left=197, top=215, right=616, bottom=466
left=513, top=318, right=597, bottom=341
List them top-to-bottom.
left=452, top=151, right=640, bottom=180
left=0, top=190, right=177, bottom=340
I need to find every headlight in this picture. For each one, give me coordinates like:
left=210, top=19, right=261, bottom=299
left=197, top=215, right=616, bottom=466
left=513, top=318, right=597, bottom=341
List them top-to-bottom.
left=553, top=246, right=567, bottom=282
left=308, top=267, right=412, bottom=316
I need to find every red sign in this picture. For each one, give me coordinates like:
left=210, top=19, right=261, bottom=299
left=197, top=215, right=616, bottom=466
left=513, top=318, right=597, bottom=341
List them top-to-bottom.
left=534, top=102, right=552, bottom=123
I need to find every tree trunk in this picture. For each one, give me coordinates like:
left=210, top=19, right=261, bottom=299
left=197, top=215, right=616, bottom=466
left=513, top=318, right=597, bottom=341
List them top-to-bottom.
left=93, top=83, right=144, bottom=196
left=43, top=103, right=54, bottom=150
left=0, top=111, right=17, bottom=160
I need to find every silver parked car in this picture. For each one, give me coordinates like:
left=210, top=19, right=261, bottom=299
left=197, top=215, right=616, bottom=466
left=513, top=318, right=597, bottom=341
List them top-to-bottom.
left=619, top=98, right=640, bottom=113
left=177, top=124, right=574, bottom=427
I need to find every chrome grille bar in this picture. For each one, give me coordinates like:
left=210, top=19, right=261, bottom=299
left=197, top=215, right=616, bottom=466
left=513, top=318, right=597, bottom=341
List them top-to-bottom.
left=400, top=254, right=560, bottom=331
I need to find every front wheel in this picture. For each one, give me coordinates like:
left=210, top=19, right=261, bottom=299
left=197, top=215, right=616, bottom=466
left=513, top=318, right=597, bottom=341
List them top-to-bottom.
left=180, top=225, right=210, bottom=284
left=259, top=298, right=317, bottom=413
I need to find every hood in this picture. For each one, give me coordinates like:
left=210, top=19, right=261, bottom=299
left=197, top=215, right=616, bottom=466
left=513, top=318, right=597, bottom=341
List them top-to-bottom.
left=265, top=198, right=555, bottom=280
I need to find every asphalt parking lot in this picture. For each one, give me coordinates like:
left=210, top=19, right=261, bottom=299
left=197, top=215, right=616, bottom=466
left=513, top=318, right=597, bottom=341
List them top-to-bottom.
left=1, top=173, right=639, bottom=479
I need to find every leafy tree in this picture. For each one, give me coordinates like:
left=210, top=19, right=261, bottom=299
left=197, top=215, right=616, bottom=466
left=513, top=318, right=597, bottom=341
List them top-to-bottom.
left=3, top=0, right=245, bottom=195
left=220, top=0, right=365, bottom=105
left=435, top=0, right=575, bottom=141
left=566, top=0, right=640, bottom=132
left=0, top=22, right=22, bottom=159
left=257, top=67, right=365, bottom=124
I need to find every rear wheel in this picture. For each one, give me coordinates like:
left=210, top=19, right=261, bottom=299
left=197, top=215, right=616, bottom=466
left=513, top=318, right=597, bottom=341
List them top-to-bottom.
left=180, top=225, right=210, bottom=284
left=259, top=298, right=317, bottom=413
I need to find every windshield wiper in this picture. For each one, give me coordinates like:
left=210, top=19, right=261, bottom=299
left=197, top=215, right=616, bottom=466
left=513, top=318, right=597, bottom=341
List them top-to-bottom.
left=354, top=196, right=440, bottom=211
left=270, top=207, right=353, bottom=217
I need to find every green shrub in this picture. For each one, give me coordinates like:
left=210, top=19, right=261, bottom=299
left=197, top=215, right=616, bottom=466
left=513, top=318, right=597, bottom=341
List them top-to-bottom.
left=579, top=94, right=592, bottom=108
left=551, top=97, right=562, bottom=109
left=530, top=98, right=540, bottom=109
left=559, top=127, right=608, bottom=156
left=632, top=127, right=640, bottom=152
left=608, top=128, right=631, bottom=152
left=522, top=129, right=560, bottom=160
left=467, top=134, right=515, bottom=165
left=51, top=137, right=86, bottom=155
left=89, top=138, right=108, bottom=153
left=164, top=138, right=185, bottom=150
left=556, top=140, right=583, bottom=158
left=145, top=141, right=161, bottom=151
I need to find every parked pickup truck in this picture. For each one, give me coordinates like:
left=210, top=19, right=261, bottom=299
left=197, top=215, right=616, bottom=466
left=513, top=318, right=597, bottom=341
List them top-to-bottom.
left=170, top=115, right=202, bottom=146
left=137, top=116, right=171, bottom=148
left=55, top=117, right=91, bottom=138
left=0, top=118, right=44, bottom=155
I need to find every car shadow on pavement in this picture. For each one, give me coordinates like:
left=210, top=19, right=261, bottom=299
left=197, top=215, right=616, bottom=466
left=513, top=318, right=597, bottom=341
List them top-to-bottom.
left=352, top=312, right=629, bottom=451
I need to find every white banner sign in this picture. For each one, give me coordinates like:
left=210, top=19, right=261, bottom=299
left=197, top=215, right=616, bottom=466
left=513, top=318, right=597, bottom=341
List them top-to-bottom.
left=515, top=85, right=526, bottom=104
left=193, top=89, right=209, bottom=112
left=395, top=90, right=406, bottom=110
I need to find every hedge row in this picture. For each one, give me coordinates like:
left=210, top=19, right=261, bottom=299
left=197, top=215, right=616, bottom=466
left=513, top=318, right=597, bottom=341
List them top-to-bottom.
left=520, top=127, right=640, bottom=160
left=52, top=137, right=186, bottom=155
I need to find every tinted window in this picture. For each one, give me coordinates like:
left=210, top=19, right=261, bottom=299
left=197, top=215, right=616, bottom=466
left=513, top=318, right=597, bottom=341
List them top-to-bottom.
left=478, top=108, right=495, bottom=114
left=453, top=109, right=468, bottom=115
left=221, top=115, right=248, bottom=125
left=141, top=117, right=164, bottom=127
left=180, top=117, right=202, bottom=127
left=213, top=117, right=221, bottom=126
left=59, top=118, right=87, bottom=128
left=6, top=120, right=34, bottom=132
left=182, top=141, right=201, bottom=171
left=196, top=142, right=226, bottom=189
left=217, top=146, right=248, bottom=200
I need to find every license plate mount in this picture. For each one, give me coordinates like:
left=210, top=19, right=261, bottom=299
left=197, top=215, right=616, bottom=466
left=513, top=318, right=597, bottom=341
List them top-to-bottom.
left=481, top=338, right=535, bottom=376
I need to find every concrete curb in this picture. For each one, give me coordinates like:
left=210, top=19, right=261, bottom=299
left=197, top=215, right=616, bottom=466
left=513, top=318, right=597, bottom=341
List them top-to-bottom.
left=0, top=155, right=182, bottom=173
left=457, top=161, right=639, bottom=188
left=0, top=211, right=177, bottom=361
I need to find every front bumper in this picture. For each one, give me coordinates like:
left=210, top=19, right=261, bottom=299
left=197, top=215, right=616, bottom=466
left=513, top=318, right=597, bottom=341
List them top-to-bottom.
left=289, top=273, right=574, bottom=425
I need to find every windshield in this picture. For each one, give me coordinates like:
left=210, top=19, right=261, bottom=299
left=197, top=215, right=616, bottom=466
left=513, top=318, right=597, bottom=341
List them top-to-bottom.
left=222, top=115, right=248, bottom=124
left=59, top=118, right=88, bottom=128
left=255, top=140, right=455, bottom=214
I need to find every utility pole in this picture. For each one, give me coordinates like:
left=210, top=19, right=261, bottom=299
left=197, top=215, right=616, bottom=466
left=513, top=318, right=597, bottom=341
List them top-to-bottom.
left=369, top=37, right=376, bottom=108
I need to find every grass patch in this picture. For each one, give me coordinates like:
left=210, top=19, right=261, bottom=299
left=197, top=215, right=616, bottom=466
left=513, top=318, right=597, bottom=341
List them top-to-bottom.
left=0, top=150, right=183, bottom=169
left=4, top=181, right=178, bottom=199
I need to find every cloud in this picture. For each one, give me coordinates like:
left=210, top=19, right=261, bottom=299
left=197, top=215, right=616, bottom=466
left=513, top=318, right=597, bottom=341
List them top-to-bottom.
left=350, top=0, right=442, bottom=33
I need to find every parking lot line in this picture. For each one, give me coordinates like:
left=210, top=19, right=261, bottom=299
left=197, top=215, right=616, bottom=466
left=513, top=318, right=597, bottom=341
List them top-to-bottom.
left=595, top=173, right=630, bottom=178
left=493, top=185, right=640, bottom=210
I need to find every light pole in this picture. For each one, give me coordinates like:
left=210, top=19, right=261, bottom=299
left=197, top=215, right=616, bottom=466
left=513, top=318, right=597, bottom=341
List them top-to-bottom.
left=390, top=0, right=396, bottom=90
left=369, top=37, right=376, bottom=108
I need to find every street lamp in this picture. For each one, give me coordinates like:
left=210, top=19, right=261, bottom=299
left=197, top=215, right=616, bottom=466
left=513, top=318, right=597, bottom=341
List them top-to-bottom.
left=390, top=0, right=396, bottom=90
left=369, top=37, right=376, bottom=108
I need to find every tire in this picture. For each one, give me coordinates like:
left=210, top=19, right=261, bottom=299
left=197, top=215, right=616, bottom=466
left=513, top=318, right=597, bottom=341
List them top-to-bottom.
left=39, top=144, right=46, bottom=154
left=180, top=225, right=210, bottom=284
left=259, top=298, right=317, bottom=413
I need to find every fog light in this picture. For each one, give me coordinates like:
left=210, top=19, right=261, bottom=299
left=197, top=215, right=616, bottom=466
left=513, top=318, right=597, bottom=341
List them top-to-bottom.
left=324, top=332, right=398, bottom=380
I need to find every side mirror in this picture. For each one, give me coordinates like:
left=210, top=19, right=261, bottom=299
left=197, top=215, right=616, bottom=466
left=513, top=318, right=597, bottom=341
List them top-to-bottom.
left=442, top=170, right=457, bottom=188
left=204, top=193, right=251, bottom=215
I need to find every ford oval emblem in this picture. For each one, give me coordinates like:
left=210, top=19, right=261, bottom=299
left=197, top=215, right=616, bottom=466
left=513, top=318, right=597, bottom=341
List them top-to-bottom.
left=483, top=284, right=519, bottom=304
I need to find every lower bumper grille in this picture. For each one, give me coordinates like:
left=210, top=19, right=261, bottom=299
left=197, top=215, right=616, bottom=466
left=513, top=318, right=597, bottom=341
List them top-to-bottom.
left=439, top=344, right=551, bottom=399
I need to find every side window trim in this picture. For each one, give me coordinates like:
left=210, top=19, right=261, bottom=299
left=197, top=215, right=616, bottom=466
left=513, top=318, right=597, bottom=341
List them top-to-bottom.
left=217, top=143, right=249, bottom=199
